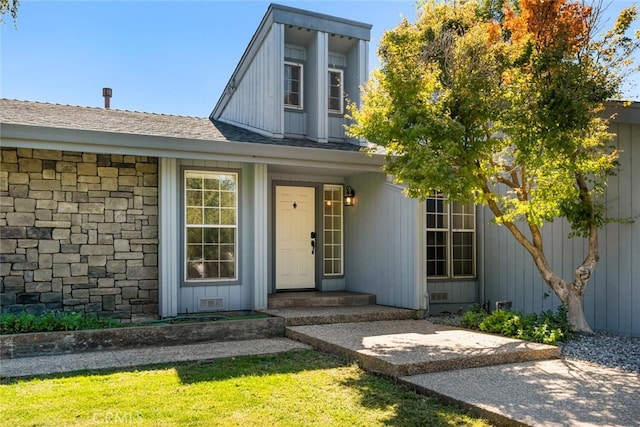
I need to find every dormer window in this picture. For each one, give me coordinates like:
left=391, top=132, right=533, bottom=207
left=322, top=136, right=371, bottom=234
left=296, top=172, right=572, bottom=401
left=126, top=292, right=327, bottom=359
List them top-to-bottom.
left=284, top=62, right=303, bottom=109
left=328, top=68, right=344, bottom=114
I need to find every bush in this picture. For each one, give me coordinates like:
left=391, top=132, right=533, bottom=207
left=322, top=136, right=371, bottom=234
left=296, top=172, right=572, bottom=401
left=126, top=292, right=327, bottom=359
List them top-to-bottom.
left=460, top=304, right=487, bottom=329
left=461, top=306, right=572, bottom=345
left=0, top=311, right=120, bottom=334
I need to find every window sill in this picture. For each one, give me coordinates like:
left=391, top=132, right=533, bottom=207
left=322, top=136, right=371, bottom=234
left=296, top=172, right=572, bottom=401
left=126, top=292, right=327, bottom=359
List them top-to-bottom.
left=427, top=277, right=477, bottom=282
left=181, top=280, right=241, bottom=287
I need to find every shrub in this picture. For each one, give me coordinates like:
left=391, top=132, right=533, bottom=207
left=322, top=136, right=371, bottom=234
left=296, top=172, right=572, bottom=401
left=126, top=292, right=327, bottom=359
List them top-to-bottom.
left=460, top=304, right=487, bottom=329
left=461, top=306, right=572, bottom=345
left=0, top=311, right=119, bottom=334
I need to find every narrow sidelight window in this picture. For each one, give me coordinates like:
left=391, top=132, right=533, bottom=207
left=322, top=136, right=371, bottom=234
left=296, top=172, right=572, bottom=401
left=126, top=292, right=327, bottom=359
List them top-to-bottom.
left=323, top=184, right=343, bottom=276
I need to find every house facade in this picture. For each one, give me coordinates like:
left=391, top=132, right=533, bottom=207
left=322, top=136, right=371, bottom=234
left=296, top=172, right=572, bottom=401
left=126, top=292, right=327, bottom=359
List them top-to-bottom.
left=1, top=4, right=638, bottom=336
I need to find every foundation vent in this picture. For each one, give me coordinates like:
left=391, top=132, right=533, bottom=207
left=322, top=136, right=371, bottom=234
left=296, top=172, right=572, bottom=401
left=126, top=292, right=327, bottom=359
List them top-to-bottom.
left=430, top=292, right=449, bottom=302
left=199, top=298, right=224, bottom=311
left=496, top=300, right=513, bottom=311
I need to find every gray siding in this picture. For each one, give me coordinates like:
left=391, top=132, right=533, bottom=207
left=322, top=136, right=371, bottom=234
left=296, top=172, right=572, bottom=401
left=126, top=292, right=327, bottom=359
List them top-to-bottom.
left=214, top=4, right=370, bottom=144
left=218, top=24, right=283, bottom=136
left=304, top=32, right=327, bottom=142
left=284, top=110, right=306, bottom=137
left=328, top=116, right=346, bottom=141
left=481, top=121, right=639, bottom=336
left=175, top=159, right=257, bottom=314
left=345, top=173, right=421, bottom=309
left=427, top=280, right=478, bottom=308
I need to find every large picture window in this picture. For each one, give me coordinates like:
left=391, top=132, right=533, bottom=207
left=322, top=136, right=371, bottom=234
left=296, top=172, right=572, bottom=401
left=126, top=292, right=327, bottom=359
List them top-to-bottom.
left=284, top=62, right=303, bottom=109
left=328, top=68, right=343, bottom=113
left=184, top=171, right=238, bottom=281
left=323, top=184, right=343, bottom=276
left=426, top=194, right=475, bottom=278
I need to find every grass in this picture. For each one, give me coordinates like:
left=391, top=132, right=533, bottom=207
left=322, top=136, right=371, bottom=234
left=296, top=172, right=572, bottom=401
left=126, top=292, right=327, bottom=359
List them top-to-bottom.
left=0, top=350, right=491, bottom=426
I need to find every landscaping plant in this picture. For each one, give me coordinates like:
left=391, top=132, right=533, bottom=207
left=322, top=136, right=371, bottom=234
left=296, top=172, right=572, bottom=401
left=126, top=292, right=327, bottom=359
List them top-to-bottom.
left=461, top=305, right=572, bottom=344
left=0, top=311, right=119, bottom=334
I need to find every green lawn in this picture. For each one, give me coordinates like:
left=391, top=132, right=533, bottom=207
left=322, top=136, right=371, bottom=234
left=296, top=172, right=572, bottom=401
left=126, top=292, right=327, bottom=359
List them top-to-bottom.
left=0, top=350, right=491, bottom=426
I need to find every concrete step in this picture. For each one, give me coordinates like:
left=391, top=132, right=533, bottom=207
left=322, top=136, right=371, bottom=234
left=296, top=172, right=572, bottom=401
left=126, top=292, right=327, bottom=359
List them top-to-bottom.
left=267, top=291, right=376, bottom=309
left=262, top=305, right=416, bottom=326
left=286, top=320, right=560, bottom=377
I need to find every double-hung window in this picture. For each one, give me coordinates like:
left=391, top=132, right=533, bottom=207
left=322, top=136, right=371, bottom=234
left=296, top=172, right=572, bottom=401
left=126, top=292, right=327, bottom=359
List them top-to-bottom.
left=284, top=62, right=303, bottom=109
left=328, top=68, right=344, bottom=114
left=184, top=171, right=238, bottom=282
left=426, top=193, right=475, bottom=278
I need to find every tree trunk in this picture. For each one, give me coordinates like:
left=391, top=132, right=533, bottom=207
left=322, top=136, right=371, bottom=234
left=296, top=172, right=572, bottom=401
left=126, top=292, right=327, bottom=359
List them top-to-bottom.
left=482, top=180, right=598, bottom=335
left=564, top=290, right=593, bottom=334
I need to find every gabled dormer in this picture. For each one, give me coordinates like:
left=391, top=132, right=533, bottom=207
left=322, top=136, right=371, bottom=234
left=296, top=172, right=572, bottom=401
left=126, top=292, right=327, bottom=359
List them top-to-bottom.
left=210, top=3, right=371, bottom=145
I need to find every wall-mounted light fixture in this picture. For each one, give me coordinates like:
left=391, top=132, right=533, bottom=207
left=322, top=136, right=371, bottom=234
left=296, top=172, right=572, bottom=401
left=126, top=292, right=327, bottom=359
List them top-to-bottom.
left=344, top=185, right=355, bottom=207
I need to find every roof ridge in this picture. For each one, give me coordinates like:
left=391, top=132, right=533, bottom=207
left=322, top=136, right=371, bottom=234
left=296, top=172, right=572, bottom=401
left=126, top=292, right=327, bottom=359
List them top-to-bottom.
left=0, top=98, right=207, bottom=119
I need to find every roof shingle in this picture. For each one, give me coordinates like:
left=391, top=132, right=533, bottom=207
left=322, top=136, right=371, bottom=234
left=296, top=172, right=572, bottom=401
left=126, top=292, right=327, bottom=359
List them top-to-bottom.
left=0, top=99, right=362, bottom=152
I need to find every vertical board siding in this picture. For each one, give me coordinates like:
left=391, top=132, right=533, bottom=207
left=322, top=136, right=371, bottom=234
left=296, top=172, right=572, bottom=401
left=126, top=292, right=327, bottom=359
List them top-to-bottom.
left=219, top=25, right=280, bottom=135
left=284, top=110, right=306, bottom=136
left=328, top=116, right=346, bottom=140
left=631, top=120, right=640, bottom=337
left=481, top=122, right=639, bottom=336
left=158, top=158, right=179, bottom=317
left=176, top=159, right=255, bottom=314
left=253, top=164, right=269, bottom=309
left=345, top=173, right=420, bottom=309
left=427, top=281, right=478, bottom=306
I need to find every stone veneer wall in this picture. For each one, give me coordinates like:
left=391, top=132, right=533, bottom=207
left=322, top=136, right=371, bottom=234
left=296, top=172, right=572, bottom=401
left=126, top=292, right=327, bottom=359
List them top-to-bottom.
left=0, top=148, right=159, bottom=322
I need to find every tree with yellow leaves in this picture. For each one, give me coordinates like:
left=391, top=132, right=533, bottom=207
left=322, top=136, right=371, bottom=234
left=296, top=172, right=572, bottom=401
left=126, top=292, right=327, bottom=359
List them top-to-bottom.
left=348, top=0, right=639, bottom=333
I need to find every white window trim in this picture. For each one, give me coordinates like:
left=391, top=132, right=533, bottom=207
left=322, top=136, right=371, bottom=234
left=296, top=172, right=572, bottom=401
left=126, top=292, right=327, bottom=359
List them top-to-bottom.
left=284, top=61, right=304, bottom=110
left=328, top=68, right=344, bottom=114
left=183, top=170, right=239, bottom=284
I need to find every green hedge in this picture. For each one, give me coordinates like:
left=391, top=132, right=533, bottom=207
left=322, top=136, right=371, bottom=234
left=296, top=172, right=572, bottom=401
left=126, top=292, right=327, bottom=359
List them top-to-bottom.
left=460, top=305, right=572, bottom=345
left=0, top=311, right=120, bottom=334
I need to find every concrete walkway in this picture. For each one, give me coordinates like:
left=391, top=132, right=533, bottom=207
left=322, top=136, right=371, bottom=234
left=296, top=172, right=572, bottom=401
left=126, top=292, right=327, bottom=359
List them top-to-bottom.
left=2, top=315, right=638, bottom=427
left=286, top=319, right=640, bottom=427
left=287, top=320, right=560, bottom=376
left=0, top=338, right=310, bottom=377
left=402, top=358, right=640, bottom=427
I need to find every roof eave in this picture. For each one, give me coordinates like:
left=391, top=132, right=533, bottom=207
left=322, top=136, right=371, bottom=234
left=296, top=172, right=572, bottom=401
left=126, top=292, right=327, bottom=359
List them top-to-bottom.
left=0, top=123, right=386, bottom=171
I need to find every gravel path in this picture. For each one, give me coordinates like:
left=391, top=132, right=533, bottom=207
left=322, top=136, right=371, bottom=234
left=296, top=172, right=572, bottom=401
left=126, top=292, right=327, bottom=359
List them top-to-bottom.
left=427, top=314, right=640, bottom=373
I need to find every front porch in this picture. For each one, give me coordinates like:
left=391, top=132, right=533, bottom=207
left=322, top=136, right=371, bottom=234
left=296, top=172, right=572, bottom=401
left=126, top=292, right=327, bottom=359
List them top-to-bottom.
left=262, top=291, right=417, bottom=326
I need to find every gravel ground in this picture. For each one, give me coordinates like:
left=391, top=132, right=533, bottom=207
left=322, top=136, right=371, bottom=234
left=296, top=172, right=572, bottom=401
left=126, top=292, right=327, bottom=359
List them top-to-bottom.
left=427, top=314, right=640, bottom=373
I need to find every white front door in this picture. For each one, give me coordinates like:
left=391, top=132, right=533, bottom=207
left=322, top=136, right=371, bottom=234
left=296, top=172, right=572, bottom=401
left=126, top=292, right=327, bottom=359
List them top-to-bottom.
left=275, top=186, right=316, bottom=290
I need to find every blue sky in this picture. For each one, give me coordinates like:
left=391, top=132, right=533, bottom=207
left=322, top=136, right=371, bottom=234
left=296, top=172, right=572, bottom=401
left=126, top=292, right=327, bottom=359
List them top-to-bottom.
left=1, top=0, right=638, bottom=117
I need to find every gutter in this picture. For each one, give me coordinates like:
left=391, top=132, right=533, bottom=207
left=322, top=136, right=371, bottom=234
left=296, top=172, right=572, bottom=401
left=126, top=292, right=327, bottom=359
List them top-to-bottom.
left=0, top=123, right=386, bottom=172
